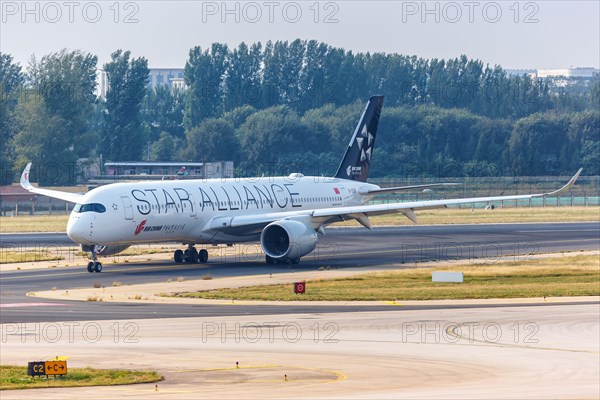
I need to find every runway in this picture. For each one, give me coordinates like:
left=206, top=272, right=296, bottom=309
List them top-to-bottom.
left=1, top=222, right=598, bottom=323
left=1, top=222, right=599, bottom=399
left=3, top=222, right=600, bottom=250
left=2, top=304, right=598, bottom=399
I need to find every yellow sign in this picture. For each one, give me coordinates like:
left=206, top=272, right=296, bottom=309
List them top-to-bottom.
left=44, top=361, right=67, bottom=375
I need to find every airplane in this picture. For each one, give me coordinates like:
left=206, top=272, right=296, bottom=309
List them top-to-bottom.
left=19, top=96, right=583, bottom=273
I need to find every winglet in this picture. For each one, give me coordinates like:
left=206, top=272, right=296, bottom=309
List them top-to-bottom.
left=16, top=162, right=84, bottom=204
left=20, top=163, right=33, bottom=190
left=543, top=168, right=583, bottom=197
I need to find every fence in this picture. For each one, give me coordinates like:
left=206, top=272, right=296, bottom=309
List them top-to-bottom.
left=1, top=175, right=599, bottom=216
left=369, top=175, right=600, bottom=208
left=370, top=194, right=600, bottom=208
left=0, top=198, right=73, bottom=216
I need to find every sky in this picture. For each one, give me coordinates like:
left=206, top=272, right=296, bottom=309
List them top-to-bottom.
left=1, top=0, right=598, bottom=70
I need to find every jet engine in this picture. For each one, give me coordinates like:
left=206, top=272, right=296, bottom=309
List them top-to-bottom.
left=260, top=220, right=318, bottom=261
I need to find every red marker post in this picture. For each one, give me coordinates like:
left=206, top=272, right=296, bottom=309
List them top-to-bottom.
left=294, top=281, right=305, bottom=294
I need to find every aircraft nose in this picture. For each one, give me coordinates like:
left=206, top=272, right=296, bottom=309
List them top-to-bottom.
left=67, top=215, right=91, bottom=244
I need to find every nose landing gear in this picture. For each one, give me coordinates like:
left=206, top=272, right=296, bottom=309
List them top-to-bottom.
left=85, top=245, right=103, bottom=273
left=174, top=245, right=209, bottom=264
left=87, top=261, right=102, bottom=273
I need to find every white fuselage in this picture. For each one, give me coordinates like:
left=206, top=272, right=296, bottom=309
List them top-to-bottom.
left=66, top=175, right=379, bottom=246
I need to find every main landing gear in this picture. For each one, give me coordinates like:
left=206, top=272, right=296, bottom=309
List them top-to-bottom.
left=174, top=244, right=209, bottom=264
left=86, top=245, right=103, bottom=273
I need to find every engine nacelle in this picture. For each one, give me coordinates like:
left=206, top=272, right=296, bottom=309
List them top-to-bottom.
left=260, top=220, right=318, bottom=261
left=82, top=244, right=130, bottom=256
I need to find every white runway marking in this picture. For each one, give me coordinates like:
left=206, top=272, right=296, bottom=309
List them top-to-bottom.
left=517, top=229, right=599, bottom=233
left=0, top=302, right=67, bottom=308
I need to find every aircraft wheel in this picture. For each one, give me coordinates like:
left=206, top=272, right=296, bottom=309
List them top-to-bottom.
left=174, top=249, right=184, bottom=263
left=198, top=249, right=209, bottom=263
left=188, top=252, right=199, bottom=263
left=265, top=255, right=276, bottom=265
left=291, top=258, right=300, bottom=265
left=87, top=262, right=94, bottom=273
left=93, top=262, right=103, bottom=273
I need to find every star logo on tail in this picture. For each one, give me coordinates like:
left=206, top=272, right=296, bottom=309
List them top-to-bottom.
left=357, top=124, right=373, bottom=163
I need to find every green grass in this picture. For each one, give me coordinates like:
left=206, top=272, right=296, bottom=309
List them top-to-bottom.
left=339, top=206, right=600, bottom=226
left=1, top=207, right=598, bottom=233
left=0, top=215, right=68, bottom=233
left=0, top=252, right=64, bottom=264
left=173, top=254, right=600, bottom=301
left=0, top=365, right=162, bottom=390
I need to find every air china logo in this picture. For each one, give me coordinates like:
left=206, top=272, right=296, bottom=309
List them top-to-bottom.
left=346, top=165, right=362, bottom=176
left=134, top=220, right=147, bottom=236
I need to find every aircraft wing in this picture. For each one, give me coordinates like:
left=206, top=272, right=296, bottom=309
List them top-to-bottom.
left=20, top=163, right=85, bottom=204
left=207, top=169, right=582, bottom=233
left=359, top=182, right=459, bottom=195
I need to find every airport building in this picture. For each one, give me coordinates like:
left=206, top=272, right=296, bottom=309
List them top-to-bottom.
left=505, top=67, right=599, bottom=79
left=537, top=67, right=599, bottom=78
left=96, top=68, right=186, bottom=98
left=96, top=68, right=109, bottom=99
left=147, top=68, right=186, bottom=90
left=504, top=69, right=538, bottom=78
left=102, top=161, right=234, bottom=180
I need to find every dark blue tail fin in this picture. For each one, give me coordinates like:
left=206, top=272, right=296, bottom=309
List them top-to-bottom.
left=334, top=95, right=384, bottom=182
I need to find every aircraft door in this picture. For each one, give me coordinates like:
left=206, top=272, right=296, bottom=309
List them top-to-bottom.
left=121, top=196, right=134, bottom=220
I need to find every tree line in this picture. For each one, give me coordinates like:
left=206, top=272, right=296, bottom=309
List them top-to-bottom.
left=0, top=40, right=598, bottom=185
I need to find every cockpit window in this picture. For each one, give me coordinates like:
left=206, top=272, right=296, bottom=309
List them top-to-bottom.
left=73, top=203, right=106, bottom=213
